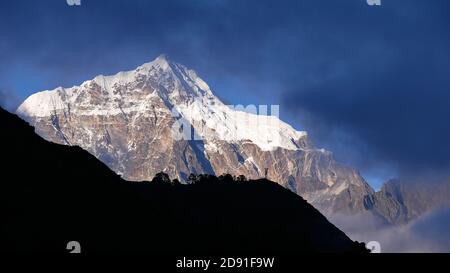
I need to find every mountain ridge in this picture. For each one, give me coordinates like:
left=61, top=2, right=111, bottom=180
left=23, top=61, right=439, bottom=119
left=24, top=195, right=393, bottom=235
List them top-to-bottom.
left=0, top=106, right=367, bottom=253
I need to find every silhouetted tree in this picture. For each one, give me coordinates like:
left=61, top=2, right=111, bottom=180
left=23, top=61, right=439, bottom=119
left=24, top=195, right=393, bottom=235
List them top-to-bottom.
left=152, top=172, right=171, bottom=184
left=187, top=173, right=198, bottom=184
left=198, top=174, right=212, bottom=184
left=219, top=174, right=234, bottom=184
left=208, top=175, right=220, bottom=184
left=236, top=175, right=247, bottom=182
left=172, top=178, right=181, bottom=186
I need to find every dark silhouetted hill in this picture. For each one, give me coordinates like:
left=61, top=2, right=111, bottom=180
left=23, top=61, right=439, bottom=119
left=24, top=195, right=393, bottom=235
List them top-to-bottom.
left=0, top=107, right=367, bottom=253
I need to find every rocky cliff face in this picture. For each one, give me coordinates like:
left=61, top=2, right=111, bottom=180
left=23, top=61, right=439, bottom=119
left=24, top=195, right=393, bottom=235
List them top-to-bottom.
left=16, top=54, right=380, bottom=217
left=364, top=179, right=450, bottom=225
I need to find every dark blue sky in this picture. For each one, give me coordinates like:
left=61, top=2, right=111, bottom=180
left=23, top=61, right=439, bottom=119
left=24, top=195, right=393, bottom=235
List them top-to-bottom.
left=1, top=0, right=450, bottom=188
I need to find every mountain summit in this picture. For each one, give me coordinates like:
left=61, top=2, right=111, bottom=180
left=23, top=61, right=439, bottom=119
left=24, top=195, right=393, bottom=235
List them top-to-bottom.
left=17, top=55, right=376, bottom=217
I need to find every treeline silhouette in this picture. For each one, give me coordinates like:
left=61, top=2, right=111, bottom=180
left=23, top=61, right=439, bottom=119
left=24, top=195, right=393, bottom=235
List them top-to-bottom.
left=0, top=107, right=368, bottom=253
left=152, top=172, right=249, bottom=185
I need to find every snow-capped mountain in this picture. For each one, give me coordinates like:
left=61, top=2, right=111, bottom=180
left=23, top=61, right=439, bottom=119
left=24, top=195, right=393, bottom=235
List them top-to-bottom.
left=17, top=54, right=376, bottom=216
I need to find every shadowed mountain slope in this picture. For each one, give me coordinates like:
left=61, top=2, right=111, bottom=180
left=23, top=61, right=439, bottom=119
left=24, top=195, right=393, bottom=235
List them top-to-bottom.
left=0, top=107, right=367, bottom=253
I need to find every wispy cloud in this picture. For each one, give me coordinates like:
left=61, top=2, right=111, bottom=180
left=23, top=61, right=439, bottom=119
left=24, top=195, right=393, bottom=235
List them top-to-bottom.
left=331, top=204, right=450, bottom=252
